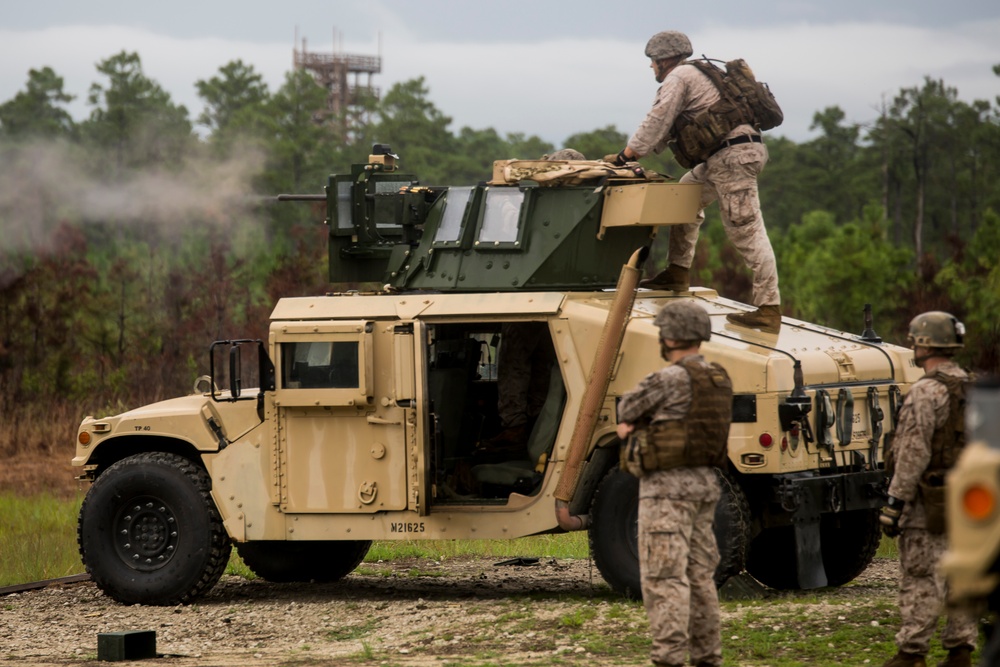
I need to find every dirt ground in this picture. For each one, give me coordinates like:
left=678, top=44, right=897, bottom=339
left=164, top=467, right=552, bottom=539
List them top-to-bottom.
left=2, top=449, right=911, bottom=667
left=1, top=554, right=904, bottom=667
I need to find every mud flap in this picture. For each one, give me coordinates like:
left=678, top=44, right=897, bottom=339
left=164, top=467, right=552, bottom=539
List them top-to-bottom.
left=793, top=518, right=828, bottom=589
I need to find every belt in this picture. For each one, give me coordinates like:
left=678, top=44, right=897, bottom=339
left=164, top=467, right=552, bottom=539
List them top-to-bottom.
left=709, top=134, right=763, bottom=157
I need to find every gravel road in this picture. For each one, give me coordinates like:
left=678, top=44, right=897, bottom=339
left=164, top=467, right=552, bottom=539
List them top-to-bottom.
left=2, top=556, right=900, bottom=667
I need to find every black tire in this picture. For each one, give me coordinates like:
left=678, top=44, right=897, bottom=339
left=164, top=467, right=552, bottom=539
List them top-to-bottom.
left=77, top=452, right=231, bottom=606
left=588, top=467, right=749, bottom=599
left=589, top=468, right=642, bottom=599
left=713, top=471, right=751, bottom=587
left=746, top=508, right=882, bottom=590
left=818, top=508, right=882, bottom=587
left=745, top=525, right=797, bottom=590
left=236, top=540, right=371, bottom=583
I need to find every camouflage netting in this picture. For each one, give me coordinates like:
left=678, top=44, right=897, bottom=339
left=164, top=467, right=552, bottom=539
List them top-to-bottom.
left=489, top=159, right=665, bottom=186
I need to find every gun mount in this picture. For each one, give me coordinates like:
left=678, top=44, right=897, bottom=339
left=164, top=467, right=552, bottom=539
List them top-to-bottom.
left=279, top=145, right=702, bottom=291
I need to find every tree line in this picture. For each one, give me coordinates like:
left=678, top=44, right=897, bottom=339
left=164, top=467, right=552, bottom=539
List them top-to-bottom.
left=1, top=51, right=998, bottom=454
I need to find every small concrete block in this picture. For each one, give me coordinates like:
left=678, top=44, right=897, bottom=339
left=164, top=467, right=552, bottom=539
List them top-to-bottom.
left=97, top=630, right=157, bottom=661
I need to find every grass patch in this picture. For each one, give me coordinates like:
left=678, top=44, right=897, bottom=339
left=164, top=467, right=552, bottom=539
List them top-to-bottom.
left=0, top=492, right=85, bottom=586
left=0, top=493, right=592, bottom=588
left=876, top=533, right=899, bottom=559
left=225, top=550, right=257, bottom=579
left=724, top=600, right=897, bottom=666
left=558, top=606, right=598, bottom=628
left=325, top=618, right=379, bottom=642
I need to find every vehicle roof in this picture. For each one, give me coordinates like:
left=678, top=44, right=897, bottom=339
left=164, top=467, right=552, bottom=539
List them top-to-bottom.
left=270, top=288, right=918, bottom=392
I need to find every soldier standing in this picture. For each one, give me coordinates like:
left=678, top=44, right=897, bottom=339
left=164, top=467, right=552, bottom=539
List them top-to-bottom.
left=604, top=31, right=781, bottom=333
left=616, top=300, right=732, bottom=667
left=880, top=311, right=977, bottom=667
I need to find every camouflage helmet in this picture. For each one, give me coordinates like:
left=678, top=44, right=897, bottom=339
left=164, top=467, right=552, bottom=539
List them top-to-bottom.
left=644, top=31, right=693, bottom=61
left=542, top=148, right=586, bottom=161
left=653, top=300, right=711, bottom=342
left=907, top=311, right=965, bottom=349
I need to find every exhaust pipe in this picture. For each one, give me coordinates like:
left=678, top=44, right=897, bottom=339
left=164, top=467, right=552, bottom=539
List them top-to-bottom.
left=554, top=246, right=648, bottom=531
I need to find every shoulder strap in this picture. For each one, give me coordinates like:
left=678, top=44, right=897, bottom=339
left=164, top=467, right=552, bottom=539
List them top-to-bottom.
left=688, top=58, right=746, bottom=119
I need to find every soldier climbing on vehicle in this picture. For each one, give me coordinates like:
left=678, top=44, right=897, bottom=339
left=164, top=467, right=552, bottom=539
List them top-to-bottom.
left=604, top=30, right=783, bottom=334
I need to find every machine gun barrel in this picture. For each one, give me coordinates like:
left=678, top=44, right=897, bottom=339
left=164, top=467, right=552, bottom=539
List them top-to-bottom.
left=276, top=194, right=327, bottom=202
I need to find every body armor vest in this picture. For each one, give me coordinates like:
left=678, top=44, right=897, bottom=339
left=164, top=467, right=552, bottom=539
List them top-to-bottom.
left=641, top=357, right=733, bottom=471
left=884, top=368, right=967, bottom=534
left=924, top=369, right=967, bottom=473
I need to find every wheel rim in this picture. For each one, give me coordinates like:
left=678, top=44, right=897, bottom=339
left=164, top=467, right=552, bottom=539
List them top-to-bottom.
left=114, top=495, right=179, bottom=571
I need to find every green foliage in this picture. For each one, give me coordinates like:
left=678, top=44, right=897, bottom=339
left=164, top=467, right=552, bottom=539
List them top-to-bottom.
left=82, top=51, right=193, bottom=172
left=195, top=59, right=269, bottom=135
left=0, top=67, right=75, bottom=139
left=255, top=69, right=338, bottom=196
left=372, top=77, right=461, bottom=184
left=563, top=125, right=627, bottom=161
left=775, top=208, right=915, bottom=334
left=936, top=209, right=1000, bottom=370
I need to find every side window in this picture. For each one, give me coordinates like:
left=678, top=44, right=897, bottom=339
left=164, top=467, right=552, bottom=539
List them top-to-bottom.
left=434, top=186, right=473, bottom=244
left=478, top=188, right=524, bottom=245
left=271, top=322, right=373, bottom=406
left=282, top=341, right=360, bottom=389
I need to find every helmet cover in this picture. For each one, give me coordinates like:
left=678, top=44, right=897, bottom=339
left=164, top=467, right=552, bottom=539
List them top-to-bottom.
left=644, top=31, right=693, bottom=61
left=653, top=300, right=712, bottom=342
left=907, top=311, right=965, bottom=349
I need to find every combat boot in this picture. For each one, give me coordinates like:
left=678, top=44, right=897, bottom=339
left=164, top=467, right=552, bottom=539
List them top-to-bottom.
left=640, top=264, right=689, bottom=291
left=726, top=305, right=781, bottom=334
left=937, top=645, right=973, bottom=667
left=882, top=651, right=927, bottom=667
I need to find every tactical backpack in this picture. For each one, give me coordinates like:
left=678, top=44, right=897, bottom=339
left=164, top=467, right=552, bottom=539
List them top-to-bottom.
left=669, top=58, right=783, bottom=168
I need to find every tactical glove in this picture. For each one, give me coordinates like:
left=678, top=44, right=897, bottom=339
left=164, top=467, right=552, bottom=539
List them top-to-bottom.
left=603, top=150, right=629, bottom=167
left=879, top=496, right=905, bottom=537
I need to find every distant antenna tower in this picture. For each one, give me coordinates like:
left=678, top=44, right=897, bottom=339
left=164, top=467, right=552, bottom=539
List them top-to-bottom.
left=293, top=28, right=382, bottom=138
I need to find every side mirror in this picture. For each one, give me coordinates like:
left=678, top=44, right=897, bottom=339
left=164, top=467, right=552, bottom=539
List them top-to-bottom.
left=209, top=339, right=275, bottom=403
left=229, top=345, right=242, bottom=399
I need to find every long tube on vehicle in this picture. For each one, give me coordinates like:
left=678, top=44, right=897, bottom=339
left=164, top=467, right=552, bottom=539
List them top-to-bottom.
left=555, top=245, right=648, bottom=531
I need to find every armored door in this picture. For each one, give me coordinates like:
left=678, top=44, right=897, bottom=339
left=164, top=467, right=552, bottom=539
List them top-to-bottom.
left=271, top=320, right=409, bottom=513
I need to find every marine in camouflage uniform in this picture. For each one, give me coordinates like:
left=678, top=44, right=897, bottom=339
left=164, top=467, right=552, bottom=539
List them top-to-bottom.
left=604, top=31, right=780, bottom=334
left=617, top=301, right=732, bottom=667
left=880, top=312, right=977, bottom=667
left=496, top=321, right=556, bottom=433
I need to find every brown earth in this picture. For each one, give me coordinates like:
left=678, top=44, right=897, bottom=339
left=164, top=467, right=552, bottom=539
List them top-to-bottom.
left=0, top=446, right=82, bottom=498
left=0, top=452, right=912, bottom=667
left=1, top=554, right=905, bottom=667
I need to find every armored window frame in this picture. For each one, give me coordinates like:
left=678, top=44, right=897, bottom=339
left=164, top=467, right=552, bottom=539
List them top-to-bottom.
left=330, top=177, right=354, bottom=234
left=431, top=186, right=475, bottom=246
left=474, top=186, right=528, bottom=249
left=272, top=321, right=373, bottom=407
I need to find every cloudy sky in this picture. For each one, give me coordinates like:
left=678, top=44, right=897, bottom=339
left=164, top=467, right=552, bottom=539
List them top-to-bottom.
left=2, top=0, right=999, bottom=148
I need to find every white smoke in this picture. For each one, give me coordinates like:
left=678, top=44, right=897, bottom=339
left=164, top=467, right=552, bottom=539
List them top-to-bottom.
left=0, top=138, right=267, bottom=256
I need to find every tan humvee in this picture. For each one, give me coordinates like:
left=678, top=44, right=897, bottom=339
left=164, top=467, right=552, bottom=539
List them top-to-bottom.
left=73, top=148, right=921, bottom=605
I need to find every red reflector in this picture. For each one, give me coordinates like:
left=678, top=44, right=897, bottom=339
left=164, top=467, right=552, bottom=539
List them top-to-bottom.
left=759, top=433, right=774, bottom=448
left=780, top=436, right=788, bottom=452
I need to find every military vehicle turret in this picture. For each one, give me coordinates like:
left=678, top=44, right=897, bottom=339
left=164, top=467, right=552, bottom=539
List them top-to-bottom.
left=73, top=145, right=921, bottom=605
